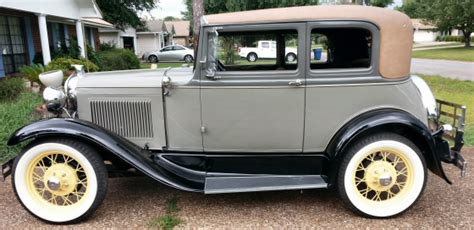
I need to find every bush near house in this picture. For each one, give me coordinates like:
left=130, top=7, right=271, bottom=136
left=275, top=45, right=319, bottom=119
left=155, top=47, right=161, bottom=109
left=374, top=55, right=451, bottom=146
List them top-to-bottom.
left=436, top=35, right=473, bottom=43
left=96, top=48, right=140, bottom=71
left=47, top=57, right=100, bottom=76
left=19, top=64, right=46, bottom=86
left=0, top=77, right=26, bottom=101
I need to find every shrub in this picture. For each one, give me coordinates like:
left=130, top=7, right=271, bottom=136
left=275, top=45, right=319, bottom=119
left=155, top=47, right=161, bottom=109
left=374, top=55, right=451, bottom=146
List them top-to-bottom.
left=436, top=35, right=473, bottom=42
left=99, top=41, right=117, bottom=51
left=96, top=48, right=140, bottom=71
left=47, top=57, right=99, bottom=76
left=19, top=64, right=46, bottom=85
left=0, top=77, right=26, bottom=101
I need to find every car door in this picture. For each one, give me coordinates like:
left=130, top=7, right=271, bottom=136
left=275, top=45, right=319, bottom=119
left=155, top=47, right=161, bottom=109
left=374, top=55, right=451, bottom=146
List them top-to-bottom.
left=200, top=23, right=306, bottom=152
left=158, top=46, right=173, bottom=61
left=170, top=46, right=185, bottom=61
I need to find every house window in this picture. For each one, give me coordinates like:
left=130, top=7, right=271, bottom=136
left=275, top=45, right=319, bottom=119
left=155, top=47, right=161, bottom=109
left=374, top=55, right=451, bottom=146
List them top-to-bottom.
left=0, top=15, right=27, bottom=74
left=310, top=28, right=372, bottom=70
left=214, top=29, right=298, bottom=71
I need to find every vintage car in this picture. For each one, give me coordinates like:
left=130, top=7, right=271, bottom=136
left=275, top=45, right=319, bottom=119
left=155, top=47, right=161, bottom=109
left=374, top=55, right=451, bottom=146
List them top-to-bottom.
left=1, top=5, right=468, bottom=224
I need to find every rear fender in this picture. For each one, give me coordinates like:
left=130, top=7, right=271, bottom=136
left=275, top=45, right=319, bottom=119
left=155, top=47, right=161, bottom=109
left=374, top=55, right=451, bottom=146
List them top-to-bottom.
left=325, top=109, right=450, bottom=186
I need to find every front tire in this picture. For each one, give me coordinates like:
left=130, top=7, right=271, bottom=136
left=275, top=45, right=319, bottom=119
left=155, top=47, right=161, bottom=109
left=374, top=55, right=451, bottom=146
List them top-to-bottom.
left=148, top=55, right=158, bottom=63
left=337, top=133, right=426, bottom=218
left=12, top=138, right=108, bottom=224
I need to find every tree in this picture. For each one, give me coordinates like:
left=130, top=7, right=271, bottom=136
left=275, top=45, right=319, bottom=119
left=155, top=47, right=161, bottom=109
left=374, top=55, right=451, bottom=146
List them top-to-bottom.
left=96, top=0, right=157, bottom=30
left=182, top=0, right=319, bottom=22
left=363, top=0, right=393, bottom=7
left=398, top=0, right=473, bottom=47
left=164, top=16, right=181, bottom=21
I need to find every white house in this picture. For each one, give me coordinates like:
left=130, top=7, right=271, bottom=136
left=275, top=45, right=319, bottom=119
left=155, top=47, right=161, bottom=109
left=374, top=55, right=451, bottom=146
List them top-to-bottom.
left=0, top=0, right=113, bottom=77
left=412, top=19, right=438, bottom=42
left=135, top=20, right=170, bottom=56
left=99, top=27, right=138, bottom=54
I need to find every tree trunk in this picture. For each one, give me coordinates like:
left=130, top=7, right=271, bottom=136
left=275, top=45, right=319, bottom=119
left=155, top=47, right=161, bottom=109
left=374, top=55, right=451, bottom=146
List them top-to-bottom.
left=192, top=0, right=204, bottom=63
left=464, top=31, right=471, bottom=48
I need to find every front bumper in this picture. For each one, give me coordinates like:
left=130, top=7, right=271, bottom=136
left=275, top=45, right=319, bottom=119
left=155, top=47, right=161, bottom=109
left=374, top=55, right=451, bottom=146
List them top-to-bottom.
left=434, top=99, right=468, bottom=177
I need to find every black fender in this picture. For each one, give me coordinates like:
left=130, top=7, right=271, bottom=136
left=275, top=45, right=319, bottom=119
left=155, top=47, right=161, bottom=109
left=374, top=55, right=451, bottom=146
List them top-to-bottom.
left=325, top=108, right=450, bottom=186
left=8, top=118, right=203, bottom=192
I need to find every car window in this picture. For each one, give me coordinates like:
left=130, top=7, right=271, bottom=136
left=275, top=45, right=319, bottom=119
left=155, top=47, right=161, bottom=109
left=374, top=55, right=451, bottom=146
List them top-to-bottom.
left=310, top=28, right=372, bottom=70
left=214, top=29, right=298, bottom=72
left=173, top=46, right=185, bottom=50
left=161, top=47, right=173, bottom=52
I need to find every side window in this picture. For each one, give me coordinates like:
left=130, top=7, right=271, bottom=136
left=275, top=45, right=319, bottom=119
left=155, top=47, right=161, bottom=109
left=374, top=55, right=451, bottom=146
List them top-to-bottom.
left=310, top=28, right=372, bottom=70
left=214, top=29, right=298, bottom=71
left=173, top=46, right=185, bottom=50
left=161, top=47, right=172, bottom=52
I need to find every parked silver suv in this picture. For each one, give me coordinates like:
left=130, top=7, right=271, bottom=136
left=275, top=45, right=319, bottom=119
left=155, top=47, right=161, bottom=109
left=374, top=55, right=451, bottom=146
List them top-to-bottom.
left=2, top=5, right=467, bottom=224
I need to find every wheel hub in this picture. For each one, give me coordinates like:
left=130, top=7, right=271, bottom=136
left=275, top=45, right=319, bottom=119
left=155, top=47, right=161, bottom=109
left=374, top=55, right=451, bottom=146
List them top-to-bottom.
left=365, top=161, right=397, bottom=191
left=43, top=164, right=78, bottom=196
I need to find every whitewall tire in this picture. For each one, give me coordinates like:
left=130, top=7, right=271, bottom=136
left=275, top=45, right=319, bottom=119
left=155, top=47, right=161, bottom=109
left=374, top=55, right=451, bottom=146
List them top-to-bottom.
left=337, top=133, right=427, bottom=218
left=12, top=138, right=107, bottom=224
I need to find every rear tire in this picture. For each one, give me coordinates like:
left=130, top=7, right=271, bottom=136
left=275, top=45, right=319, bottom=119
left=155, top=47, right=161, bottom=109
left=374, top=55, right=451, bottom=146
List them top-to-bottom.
left=247, top=53, right=258, bottom=62
left=286, top=53, right=297, bottom=62
left=184, top=55, right=193, bottom=63
left=337, top=133, right=427, bottom=218
left=12, top=138, right=108, bottom=224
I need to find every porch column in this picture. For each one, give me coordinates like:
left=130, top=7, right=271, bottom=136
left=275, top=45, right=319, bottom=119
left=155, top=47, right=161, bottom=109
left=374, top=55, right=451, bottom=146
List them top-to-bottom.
left=37, top=14, right=51, bottom=65
left=75, top=20, right=86, bottom=58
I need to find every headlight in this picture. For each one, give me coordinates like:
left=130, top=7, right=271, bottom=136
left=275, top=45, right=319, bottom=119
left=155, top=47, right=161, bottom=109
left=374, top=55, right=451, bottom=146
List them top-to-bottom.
left=39, top=70, right=63, bottom=88
left=412, top=75, right=438, bottom=130
left=43, top=87, right=66, bottom=112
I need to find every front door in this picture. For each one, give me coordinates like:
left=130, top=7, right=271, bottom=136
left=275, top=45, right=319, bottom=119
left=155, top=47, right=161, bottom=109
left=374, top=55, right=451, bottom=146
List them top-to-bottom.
left=200, top=23, right=306, bottom=152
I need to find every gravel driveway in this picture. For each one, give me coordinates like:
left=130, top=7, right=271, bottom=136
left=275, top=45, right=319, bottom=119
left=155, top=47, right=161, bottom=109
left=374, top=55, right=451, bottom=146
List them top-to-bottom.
left=1, top=148, right=473, bottom=229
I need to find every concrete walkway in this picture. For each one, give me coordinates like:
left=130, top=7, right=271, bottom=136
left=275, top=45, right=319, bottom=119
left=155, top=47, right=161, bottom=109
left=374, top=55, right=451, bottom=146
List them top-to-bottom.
left=411, top=58, right=474, bottom=81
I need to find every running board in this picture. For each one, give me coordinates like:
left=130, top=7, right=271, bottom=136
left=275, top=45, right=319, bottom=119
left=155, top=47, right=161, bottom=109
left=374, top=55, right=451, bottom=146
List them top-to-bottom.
left=204, top=175, right=327, bottom=194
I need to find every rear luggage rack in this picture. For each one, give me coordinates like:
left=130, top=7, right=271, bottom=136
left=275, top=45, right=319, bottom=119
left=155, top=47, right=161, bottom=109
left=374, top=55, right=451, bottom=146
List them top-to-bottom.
left=436, top=99, right=467, bottom=176
left=436, top=99, right=467, bottom=145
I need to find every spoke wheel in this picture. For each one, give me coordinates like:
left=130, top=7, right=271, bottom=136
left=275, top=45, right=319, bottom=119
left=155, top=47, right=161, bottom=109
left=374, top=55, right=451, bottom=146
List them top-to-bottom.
left=338, top=133, right=426, bottom=218
left=13, top=139, right=107, bottom=224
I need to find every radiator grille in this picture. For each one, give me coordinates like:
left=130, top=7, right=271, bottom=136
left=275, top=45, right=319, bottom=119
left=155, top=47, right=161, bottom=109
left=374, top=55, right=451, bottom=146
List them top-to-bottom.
left=90, top=98, right=154, bottom=138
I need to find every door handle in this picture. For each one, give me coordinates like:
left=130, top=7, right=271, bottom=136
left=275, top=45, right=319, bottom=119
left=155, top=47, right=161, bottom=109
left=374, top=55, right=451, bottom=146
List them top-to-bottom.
left=289, top=79, right=304, bottom=86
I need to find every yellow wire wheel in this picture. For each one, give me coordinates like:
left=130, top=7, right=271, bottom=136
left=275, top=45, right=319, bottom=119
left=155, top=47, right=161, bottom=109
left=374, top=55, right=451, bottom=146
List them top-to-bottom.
left=339, top=134, right=426, bottom=217
left=13, top=139, right=107, bottom=223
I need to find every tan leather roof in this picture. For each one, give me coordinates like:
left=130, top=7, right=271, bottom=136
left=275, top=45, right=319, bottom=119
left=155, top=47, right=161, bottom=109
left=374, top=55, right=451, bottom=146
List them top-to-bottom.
left=204, top=5, right=413, bottom=79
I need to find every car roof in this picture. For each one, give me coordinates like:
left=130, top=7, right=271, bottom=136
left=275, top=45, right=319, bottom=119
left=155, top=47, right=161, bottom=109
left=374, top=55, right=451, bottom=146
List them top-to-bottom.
left=204, top=5, right=413, bottom=79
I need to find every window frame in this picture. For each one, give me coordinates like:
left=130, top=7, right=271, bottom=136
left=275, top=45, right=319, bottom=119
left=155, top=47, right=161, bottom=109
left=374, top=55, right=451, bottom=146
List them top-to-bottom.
left=306, top=21, right=381, bottom=81
left=200, top=22, right=306, bottom=81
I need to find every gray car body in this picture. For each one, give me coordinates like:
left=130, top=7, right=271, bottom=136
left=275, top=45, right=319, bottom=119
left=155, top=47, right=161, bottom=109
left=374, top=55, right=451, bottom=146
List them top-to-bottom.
left=76, top=20, right=427, bottom=154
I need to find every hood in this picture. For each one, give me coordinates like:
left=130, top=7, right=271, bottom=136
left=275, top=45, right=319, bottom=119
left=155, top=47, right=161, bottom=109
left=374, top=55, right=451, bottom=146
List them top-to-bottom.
left=76, top=67, right=195, bottom=88
left=77, top=69, right=166, bottom=88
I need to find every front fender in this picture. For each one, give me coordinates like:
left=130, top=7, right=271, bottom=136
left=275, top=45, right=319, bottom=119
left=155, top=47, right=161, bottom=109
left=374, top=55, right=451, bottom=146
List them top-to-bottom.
left=326, top=109, right=450, bottom=184
left=8, top=118, right=202, bottom=192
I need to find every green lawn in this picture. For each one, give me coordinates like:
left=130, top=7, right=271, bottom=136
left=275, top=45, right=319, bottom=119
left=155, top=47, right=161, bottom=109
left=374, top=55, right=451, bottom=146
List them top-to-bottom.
left=412, top=47, right=474, bottom=62
left=140, top=62, right=189, bottom=69
left=422, top=75, right=474, bottom=146
left=0, top=92, right=42, bottom=163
